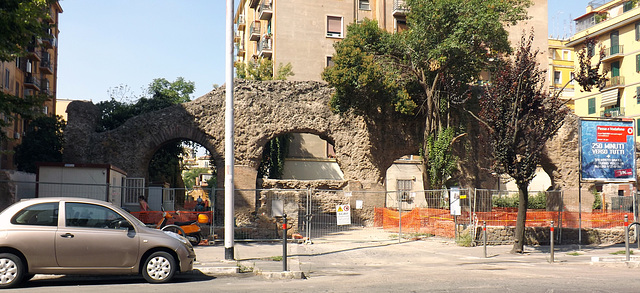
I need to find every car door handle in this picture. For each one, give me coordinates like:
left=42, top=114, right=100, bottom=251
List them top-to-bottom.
left=60, top=233, right=74, bottom=238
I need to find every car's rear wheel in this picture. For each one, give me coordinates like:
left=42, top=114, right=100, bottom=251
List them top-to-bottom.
left=142, top=251, right=176, bottom=283
left=0, top=253, right=25, bottom=288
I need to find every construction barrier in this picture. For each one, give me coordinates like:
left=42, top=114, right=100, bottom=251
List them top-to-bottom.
left=374, top=207, right=633, bottom=238
left=130, top=211, right=213, bottom=226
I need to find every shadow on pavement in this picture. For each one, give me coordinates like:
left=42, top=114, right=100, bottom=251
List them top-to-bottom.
left=21, top=270, right=215, bottom=288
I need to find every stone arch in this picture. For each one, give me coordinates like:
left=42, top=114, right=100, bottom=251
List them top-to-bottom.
left=64, top=80, right=423, bottom=190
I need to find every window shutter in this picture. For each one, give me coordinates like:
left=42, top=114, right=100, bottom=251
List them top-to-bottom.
left=327, top=16, right=342, bottom=35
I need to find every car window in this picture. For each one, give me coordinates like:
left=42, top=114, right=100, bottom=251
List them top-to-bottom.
left=11, top=202, right=59, bottom=226
left=65, top=202, right=130, bottom=230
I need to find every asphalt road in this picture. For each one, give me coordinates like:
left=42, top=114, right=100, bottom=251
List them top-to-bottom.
left=10, top=238, right=640, bottom=292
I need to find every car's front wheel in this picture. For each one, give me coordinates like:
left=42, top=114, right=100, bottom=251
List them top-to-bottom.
left=142, top=251, right=176, bottom=283
left=0, top=253, right=25, bottom=289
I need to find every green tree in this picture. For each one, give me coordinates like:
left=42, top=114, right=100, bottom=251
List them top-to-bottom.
left=0, top=0, right=54, bottom=62
left=322, top=0, right=531, bottom=188
left=477, top=33, right=568, bottom=253
left=235, top=58, right=294, bottom=81
left=96, top=77, right=196, bottom=195
left=14, top=115, right=65, bottom=173
left=258, top=134, right=291, bottom=179
left=183, top=167, right=211, bottom=189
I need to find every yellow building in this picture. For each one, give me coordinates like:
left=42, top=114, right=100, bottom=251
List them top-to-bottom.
left=568, top=0, right=640, bottom=121
left=0, top=1, right=62, bottom=170
left=548, top=38, right=576, bottom=110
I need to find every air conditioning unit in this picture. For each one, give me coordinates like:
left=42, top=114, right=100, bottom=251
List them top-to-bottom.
left=13, top=132, right=20, bottom=139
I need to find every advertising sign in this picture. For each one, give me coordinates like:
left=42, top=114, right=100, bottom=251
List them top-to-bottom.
left=580, top=119, right=636, bottom=182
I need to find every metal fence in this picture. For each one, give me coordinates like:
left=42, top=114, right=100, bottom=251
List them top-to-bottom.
left=0, top=180, right=637, bottom=244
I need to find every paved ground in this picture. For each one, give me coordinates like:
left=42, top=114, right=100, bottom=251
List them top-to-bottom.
left=193, top=228, right=640, bottom=278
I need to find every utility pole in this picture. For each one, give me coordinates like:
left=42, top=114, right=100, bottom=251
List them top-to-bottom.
left=224, top=0, right=235, bottom=261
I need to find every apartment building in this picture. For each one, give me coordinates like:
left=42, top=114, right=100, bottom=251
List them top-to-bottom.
left=568, top=0, right=640, bottom=121
left=0, top=1, right=62, bottom=170
left=549, top=38, right=576, bottom=110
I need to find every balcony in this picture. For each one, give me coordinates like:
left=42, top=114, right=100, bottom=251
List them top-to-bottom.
left=249, top=0, right=260, bottom=9
left=258, top=0, right=273, bottom=20
left=393, top=0, right=409, bottom=16
left=237, top=15, right=246, bottom=30
left=250, top=21, right=261, bottom=41
left=234, top=30, right=242, bottom=41
left=41, top=35, right=56, bottom=48
left=258, top=35, right=272, bottom=58
left=235, top=43, right=245, bottom=57
left=26, top=45, right=41, bottom=61
left=602, top=45, right=624, bottom=62
left=39, top=58, right=53, bottom=75
left=24, top=74, right=40, bottom=90
left=604, top=75, right=625, bottom=89
left=601, top=107, right=625, bottom=118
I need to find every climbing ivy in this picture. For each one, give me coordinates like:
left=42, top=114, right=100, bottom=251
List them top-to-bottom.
left=426, top=127, right=458, bottom=188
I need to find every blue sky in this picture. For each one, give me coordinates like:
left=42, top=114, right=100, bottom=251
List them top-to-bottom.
left=57, top=0, right=591, bottom=103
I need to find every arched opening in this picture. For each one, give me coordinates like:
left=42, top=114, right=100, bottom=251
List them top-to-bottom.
left=258, top=133, right=344, bottom=182
left=143, top=139, right=217, bottom=212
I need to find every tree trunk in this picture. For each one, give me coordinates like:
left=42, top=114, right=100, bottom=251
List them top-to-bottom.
left=511, top=183, right=529, bottom=253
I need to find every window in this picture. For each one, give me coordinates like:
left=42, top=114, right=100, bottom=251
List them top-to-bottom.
left=359, top=0, right=370, bottom=10
left=624, top=1, right=634, bottom=12
left=326, top=16, right=343, bottom=38
left=396, top=19, right=408, bottom=33
left=637, top=22, right=640, bottom=41
left=587, top=42, right=595, bottom=57
left=562, top=50, right=571, bottom=61
left=637, top=54, right=640, bottom=72
left=326, top=56, right=334, bottom=67
left=4, top=69, right=9, bottom=89
left=554, top=71, right=561, bottom=84
left=570, top=72, right=575, bottom=85
left=588, top=98, right=596, bottom=114
left=397, top=179, right=413, bottom=201
left=65, top=202, right=129, bottom=229
left=11, top=203, right=59, bottom=226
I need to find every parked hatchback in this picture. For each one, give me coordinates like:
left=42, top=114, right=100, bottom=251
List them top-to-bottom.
left=0, top=197, right=196, bottom=288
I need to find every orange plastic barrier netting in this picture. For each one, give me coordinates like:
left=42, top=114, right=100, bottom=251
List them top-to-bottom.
left=374, top=208, right=633, bottom=237
left=130, top=211, right=213, bottom=226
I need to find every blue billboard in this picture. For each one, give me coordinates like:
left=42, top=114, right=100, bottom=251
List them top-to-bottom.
left=580, top=119, right=636, bottom=182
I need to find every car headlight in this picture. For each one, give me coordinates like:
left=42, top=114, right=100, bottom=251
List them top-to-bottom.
left=164, top=230, right=190, bottom=246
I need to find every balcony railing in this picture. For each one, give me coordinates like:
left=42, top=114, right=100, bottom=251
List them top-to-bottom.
left=249, top=0, right=260, bottom=9
left=258, top=0, right=273, bottom=20
left=393, top=0, right=409, bottom=16
left=237, top=15, right=246, bottom=30
left=250, top=21, right=261, bottom=41
left=41, top=35, right=56, bottom=48
left=258, top=36, right=272, bottom=58
left=235, top=43, right=245, bottom=57
left=27, top=45, right=41, bottom=61
left=603, top=45, right=624, bottom=61
left=39, top=59, right=53, bottom=75
left=24, top=74, right=40, bottom=90
left=605, top=75, right=625, bottom=88
left=601, top=107, right=625, bottom=118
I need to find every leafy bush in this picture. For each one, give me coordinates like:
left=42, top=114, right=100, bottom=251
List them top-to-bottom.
left=493, top=192, right=546, bottom=209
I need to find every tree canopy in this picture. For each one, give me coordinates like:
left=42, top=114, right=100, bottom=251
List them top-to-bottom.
left=0, top=0, right=54, bottom=62
left=322, top=0, right=531, bottom=187
left=478, top=33, right=569, bottom=253
left=235, top=58, right=294, bottom=81
left=14, top=115, right=65, bottom=173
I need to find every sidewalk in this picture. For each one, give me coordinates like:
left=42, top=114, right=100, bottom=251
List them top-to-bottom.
left=191, top=236, right=640, bottom=279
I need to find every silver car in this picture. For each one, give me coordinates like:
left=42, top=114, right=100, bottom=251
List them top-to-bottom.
left=0, top=197, right=196, bottom=288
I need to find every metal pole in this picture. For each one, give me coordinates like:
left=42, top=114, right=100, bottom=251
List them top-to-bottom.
left=224, top=0, right=235, bottom=261
left=578, top=182, right=582, bottom=249
left=398, top=191, right=402, bottom=243
left=283, top=214, right=288, bottom=272
left=625, top=215, right=630, bottom=262
left=550, top=220, right=554, bottom=263
left=483, top=221, right=487, bottom=258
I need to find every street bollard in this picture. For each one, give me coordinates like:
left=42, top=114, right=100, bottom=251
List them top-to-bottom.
left=282, top=214, right=288, bottom=272
left=625, top=215, right=630, bottom=262
left=483, top=221, right=487, bottom=258
left=550, top=221, right=554, bottom=263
